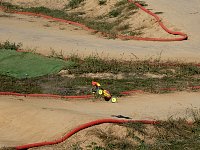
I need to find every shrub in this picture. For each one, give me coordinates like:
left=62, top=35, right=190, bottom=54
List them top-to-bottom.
left=67, top=0, right=84, bottom=9
left=98, top=0, right=107, bottom=5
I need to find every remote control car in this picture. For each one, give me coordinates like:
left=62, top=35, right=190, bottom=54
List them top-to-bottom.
left=92, top=81, right=117, bottom=103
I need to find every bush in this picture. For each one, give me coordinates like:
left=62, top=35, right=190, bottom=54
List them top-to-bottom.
left=67, top=0, right=84, bottom=9
left=98, top=0, right=107, bottom=5
left=109, top=9, right=121, bottom=17
left=0, top=41, right=22, bottom=50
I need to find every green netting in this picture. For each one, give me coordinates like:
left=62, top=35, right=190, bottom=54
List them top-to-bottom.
left=0, top=49, right=74, bottom=78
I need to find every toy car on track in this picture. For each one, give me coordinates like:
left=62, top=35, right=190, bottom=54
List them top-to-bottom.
left=92, top=81, right=117, bottom=103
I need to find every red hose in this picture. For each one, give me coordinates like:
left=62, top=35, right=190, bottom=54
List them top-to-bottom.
left=124, top=0, right=188, bottom=41
left=0, top=1, right=188, bottom=41
left=0, top=2, right=194, bottom=149
left=1, top=84, right=200, bottom=98
left=0, top=92, right=93, bottom=99
left=15, top=118, right=159, bottom=150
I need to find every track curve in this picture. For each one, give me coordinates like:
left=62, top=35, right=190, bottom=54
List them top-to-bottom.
left=0, top=0, right=188, bottom=41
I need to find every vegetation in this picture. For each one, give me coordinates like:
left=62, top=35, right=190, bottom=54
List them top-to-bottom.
left=0, top=0, right=198, bottom=149
left=67, top=0, right=85, bottom=9
left=98, top=0, right=107, bottom=5
left=0, top=1, right=145, bottom=38
left=109, top=9, right=121, bottom=17
left=154, top=12, right=164, bottom=14
left=0, top=41, right=22, bottom=50
left=0, top=42, right=199, bottom=97
left=0, top=72, right=199, bottom=96
left=30, top=111, right=200, bottom=150
left=71, top=111, right=200, bottom=149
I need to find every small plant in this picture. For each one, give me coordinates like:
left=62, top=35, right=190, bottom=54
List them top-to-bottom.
left=67, top=0, right=85, bottom=9
left=98, top=0, right=107, bottom=5
left=115, top=0, right=127, bottom=7
left=136, top=1, right=148, bottom=6
left=0, top=2, right=21, bottom=10
left=128, top=3, right=139, bottom=10
left=109, top=9, right=121, bottom=17
left=154, top=12, right=164, bottom=14
left=84, top=20, right=116, bottom=34
left=43, top=23, right=51, bottom=27
left=116, top=24, right=129, bottom=31
left=129, top=30, right=143, bottom=36
left=0, top=41, right=22, bottom=50
left=50, top=49, right=65, bottom=60
left=81, top=112, right=200, bottom=149
left=86, top=142, right=105, bottom=150
left=71, top=143, right=83, bottom=150
left=0, top=147, right=16, bottom=150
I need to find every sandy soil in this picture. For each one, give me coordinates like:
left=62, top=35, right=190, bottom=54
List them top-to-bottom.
left=0, top=0, right=200, bottom=149
left=1, top=0, right=199, bottom=62
left=3, top=0, right=69, bottom=9
left=3, top=0, right=179, bottom=39
left=0, top=92, right=200, bottom=148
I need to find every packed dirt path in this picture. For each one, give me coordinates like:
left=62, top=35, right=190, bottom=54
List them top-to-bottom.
left=0, top=0, right=200, bottom=62
left=0, top=1, right=200, bottom=148
left=0, top=91, right=200, bottom=147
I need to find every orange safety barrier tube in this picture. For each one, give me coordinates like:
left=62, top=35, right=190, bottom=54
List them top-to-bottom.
left=0, top=1, right=188, bottom=41
left=0, top=1, right=194, bottom=149
left=1, top=84, right=200, bottom=99
left=0, top=92, right=93, bottom=99
left=15, top=119, right=159, bottom=150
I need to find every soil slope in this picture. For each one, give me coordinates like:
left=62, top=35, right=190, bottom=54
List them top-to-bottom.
left=0, top=0, right=199, bottom=61
left=0, top=92, right=200, bottom=147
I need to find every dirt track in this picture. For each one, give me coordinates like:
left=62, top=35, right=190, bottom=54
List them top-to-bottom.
left=0, top=0, right=200, bottom=61
left=0, top=0, right=200, bottom=148
left=0, top=92, right=200, bottom=147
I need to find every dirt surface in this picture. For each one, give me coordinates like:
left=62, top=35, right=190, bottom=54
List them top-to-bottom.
left=0, top=0, right=200, bottom=62
left=0, top=0, right=200, bottom=149
left=3, top=0, right=69, bottom=9
left=0, top=92, right=200, bottom=147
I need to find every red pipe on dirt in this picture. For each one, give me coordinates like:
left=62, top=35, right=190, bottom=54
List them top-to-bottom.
left=127, top=0, right=188, bottom=41
left=0, top=1, right=188, bottom=41
left=0, top=1, right=193, bottom=149
left=1, top=84, right=200, bottom=99
left=0, top=92, right=93, bottom=99
left=15, top=118, right=159, bottom=150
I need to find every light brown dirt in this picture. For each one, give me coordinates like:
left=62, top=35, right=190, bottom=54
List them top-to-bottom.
left=0, top=0, right=200, bottom=149
left=1, top=0, right=198, bottom=62
left=2, top=0, right=177, bottom=38
left=3, top=0, right=69, bottom=9
left=69, top=0, right=116, bottom=18
left=0, top=91, right=200, bottom=148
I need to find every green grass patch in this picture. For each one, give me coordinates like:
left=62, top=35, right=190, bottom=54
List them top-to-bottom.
left=0, top=48, right=200, bottom=96
left=0, top=49, right=75, bottom=78
left=0, top=51, right=199, bottom=96
left=68, top=55, right=200, bottom=76
left=0, top=69, right=199, bottom=96
left=0, top=75, right=42, bottom=94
